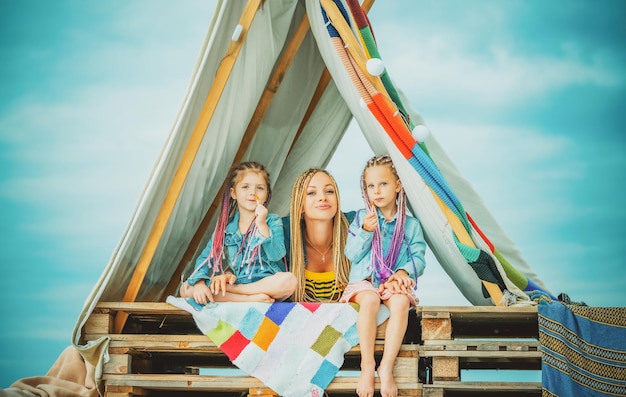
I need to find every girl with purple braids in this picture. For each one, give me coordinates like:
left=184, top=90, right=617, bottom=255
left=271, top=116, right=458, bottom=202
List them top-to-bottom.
left=340, top=155, right=426, bottom=397
left=180, top=161, right=296, bottom=306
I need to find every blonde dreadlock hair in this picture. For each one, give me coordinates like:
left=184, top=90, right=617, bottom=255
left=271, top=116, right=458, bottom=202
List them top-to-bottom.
left=289, top=168, right=351, bottom=302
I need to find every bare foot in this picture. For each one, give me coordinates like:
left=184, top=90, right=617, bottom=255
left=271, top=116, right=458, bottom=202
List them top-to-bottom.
left=179, top=282, right=192, bottom=298
left=227, top=293, right=274, bottom=302
left=249, top=293, right=274, bottom=303
left=377, top=364, right=397, bottom=397
left=356, top=365, right=375, bottom=397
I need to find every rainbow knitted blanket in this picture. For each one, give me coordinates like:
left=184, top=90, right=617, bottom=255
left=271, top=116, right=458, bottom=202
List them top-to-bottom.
left=167, top=296, right=388, bottom=396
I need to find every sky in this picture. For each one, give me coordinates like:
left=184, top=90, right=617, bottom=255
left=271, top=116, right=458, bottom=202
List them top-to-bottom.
left=1, top=0, right=625, bottom=388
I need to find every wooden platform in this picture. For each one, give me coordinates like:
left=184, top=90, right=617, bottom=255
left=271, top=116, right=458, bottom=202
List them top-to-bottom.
left=83, top=303, right=541, bottom=396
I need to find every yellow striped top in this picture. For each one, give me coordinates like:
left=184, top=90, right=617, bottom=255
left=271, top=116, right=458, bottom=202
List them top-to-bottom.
left=304, top=269, right=343, bottom=302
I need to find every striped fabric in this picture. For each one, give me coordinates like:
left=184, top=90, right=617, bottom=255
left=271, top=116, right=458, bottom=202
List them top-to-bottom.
left=318, top=0, right=555, bottom=304
left=304, top=269, right=343, bottom=302
left=538, top=301, right=626, bottom=396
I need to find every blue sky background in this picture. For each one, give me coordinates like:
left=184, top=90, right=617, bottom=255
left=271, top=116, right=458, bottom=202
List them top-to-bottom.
left=1, top=0, right=624, bottom=388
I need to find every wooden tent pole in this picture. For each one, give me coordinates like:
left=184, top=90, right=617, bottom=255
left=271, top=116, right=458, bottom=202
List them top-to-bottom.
left=114, top=0, right=263, bottom=333
left=164, top=0, right=377, bottom=298
left=162, top=13, right=312, bottom=298
left=233, top=14, right=312, bottom=164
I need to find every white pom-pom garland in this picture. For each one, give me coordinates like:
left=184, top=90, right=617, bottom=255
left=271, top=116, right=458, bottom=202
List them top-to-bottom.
left=231, top=24, right=243, bottom=41
left=366, top=58, right=385, bottom=76
left=412, top=124, right=430, bottom=142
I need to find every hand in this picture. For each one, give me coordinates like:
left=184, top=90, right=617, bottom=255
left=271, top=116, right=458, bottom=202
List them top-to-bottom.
left=254, top=202, right=268, bottom=227
left=362, top=210, right=378, bottom=232
left=384, top=270, right=415, bottom=294
left=210, top=273, right=237, bottom=297
left=192, top=281, right=214, bottom=305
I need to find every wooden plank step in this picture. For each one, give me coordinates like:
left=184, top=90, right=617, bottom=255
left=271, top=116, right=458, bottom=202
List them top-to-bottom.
left=87, top=302, right=395, bottom=338
left=96, top=302, right=190, bottom=314
left=96, top=302, right=539, bottom=318
left=416, top=306, right=538, bottom=318
left=417, top=306, right=539, bottom=339
left=99, top=334, right=419, bottom=356
left=422, top=339, right=539, bottom=351
left=420, top=340, right=540, bottom=359
left=421, top=350, right=541, bottom=359
left=103, top=373, right=422, bottom=394
left=423, top=380, right=541, bottom=391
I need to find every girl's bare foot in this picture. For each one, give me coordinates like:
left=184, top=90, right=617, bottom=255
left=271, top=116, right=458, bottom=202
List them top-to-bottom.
left=179, top=282, right=192, bottom=298
left=248, top=293, right=274, bottom=303
left=377, top=363, right=397, bottom=397
left=356, top=364, right=375, bottom=397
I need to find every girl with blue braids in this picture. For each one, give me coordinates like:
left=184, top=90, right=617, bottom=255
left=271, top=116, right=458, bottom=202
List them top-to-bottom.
left=341, top=155, right=426, bottom=397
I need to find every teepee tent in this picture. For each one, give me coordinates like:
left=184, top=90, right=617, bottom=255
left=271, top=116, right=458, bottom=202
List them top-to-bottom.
left=71, top=0, right=553, bottom=382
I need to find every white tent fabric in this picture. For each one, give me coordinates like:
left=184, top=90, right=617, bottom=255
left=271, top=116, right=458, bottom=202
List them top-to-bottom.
left=71, top=0, right=549, bottom=388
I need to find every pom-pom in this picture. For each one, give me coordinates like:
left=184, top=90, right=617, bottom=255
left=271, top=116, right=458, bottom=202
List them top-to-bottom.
left=232, top=24, right=243, bottom=41
left=366, top=58, right=385, bottom=76
left=412, top=124, right=430, bottom=142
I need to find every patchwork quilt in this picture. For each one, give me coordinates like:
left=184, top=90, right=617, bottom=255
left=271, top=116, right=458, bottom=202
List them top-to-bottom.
left=167, top=296, right=389, bottom=396
left=538, top=301, right=626, bottom=396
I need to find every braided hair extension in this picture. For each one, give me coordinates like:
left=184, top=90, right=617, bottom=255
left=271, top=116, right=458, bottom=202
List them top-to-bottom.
left=361, top=155, right=407, bottom=284
left=206, top=161, right=273, bottom=276
left=289, top=168, right=351, bottom=302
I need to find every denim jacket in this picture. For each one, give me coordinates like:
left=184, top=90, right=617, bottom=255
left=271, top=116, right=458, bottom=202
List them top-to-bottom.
left=345, top=208, right=426, bottom=286
left=187, top=212, right=287, bottom=286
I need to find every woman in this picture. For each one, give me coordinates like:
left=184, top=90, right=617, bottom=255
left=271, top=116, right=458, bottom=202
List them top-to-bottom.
left=286, top=168, right=353, bottom=302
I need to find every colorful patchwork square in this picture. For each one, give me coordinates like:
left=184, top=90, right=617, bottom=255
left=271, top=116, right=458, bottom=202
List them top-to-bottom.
left=265, top=301, right=295, bottom=325
left=300, top=301, right=321, bottom=313
left=239, top=307, right=265, bottom=339
left=252, top=316, right=280, bottom=351
left=206, top=319, right=236, bottom=346
left=343, top=322, right=359, bottom=346
left=310, top=325, right=342, bottom=357
left=219, top=330, right=249, bottom=361
left=311, top=359, right=340, bottom=390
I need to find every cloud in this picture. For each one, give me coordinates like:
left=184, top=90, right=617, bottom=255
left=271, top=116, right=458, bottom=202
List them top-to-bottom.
left=370, top=3, right=625, bottom=116
left=386, top=40, right=619, bottom=110
left=0, top=86, right=177, bottom=254
left=425, top=119, right=577, bottom=225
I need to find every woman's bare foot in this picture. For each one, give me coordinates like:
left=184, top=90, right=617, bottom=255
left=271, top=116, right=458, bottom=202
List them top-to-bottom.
left=377, top=363, right=397, bottom=397
left=356, top=364, right=375, bottom=397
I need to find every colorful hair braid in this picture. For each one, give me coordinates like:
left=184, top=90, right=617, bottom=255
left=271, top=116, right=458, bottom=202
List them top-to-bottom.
left=361, top=155, right=407, bottom=284
left=206, top=161, right=272, bottom=276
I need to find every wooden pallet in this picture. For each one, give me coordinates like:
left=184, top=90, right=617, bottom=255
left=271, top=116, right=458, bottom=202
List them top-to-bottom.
left=84, top=302, right=420, bottom=397
left=83, top=303, right=542, bottom=396
left=417, top=306, right=541, bottom=397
